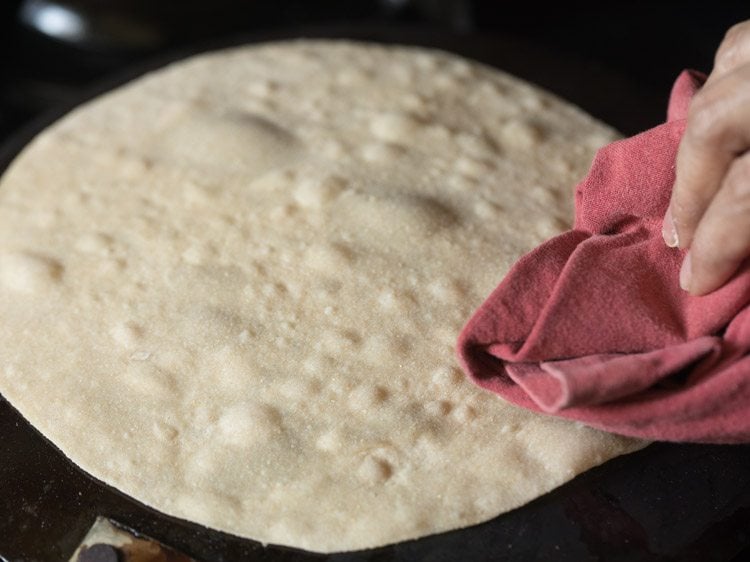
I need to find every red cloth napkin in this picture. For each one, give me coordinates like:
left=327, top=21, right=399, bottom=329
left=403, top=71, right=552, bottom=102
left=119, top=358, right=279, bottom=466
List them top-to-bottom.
left=457, top=70, right=750, bottom=444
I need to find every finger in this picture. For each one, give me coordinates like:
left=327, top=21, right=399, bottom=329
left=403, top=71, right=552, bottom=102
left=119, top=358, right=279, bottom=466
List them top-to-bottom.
left=707, top=20, right=750, bottom=84
left=665, top=64, right=750, bottom=250
left=680, top=150, right=750, bottom=295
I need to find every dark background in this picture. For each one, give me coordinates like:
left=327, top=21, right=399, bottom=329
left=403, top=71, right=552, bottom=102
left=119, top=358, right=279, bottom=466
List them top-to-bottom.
left=0, top=1, right=749, bottom=141
left=2, top=2, right=750, bottom=561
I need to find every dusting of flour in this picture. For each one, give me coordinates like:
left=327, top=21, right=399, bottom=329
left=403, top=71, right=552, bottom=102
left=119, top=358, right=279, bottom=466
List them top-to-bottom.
left=0, top=41, right=643, bottom=552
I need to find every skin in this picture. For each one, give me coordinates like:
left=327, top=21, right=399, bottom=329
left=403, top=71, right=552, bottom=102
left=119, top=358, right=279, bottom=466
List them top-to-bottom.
left=662, top=20, right=750, bottom=295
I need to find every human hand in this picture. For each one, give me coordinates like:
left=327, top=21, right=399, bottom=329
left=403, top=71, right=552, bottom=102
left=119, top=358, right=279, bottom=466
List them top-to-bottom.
left=662, top=20, right=750, bottom=295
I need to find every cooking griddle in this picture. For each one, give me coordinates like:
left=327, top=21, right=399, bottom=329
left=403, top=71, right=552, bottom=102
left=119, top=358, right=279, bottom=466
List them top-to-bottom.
left=2, top=26, right=750, bottom=562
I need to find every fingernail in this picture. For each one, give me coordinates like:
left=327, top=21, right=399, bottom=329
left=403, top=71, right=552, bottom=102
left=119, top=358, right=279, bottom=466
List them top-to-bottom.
left=662, top=206, right=679, bottom=248
left=680, top=251, right=692, bottom=292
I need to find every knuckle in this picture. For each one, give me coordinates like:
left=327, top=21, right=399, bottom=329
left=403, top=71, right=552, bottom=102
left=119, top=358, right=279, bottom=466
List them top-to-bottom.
left=726, top=20, right=750, bottom=43
left=716, top=21, right=750, bottom=70
left=721, top=21, right=750, bottom=50
left=685, top=88, right=730, bottom=146
left=686, top=101, right=719, bottom=144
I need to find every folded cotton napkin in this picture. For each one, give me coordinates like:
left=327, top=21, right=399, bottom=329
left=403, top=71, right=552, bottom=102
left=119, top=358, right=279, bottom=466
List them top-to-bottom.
left=457, top=70, right=750, bottom=444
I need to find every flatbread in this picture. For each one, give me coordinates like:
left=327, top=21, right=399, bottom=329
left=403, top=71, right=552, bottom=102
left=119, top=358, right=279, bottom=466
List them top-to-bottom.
left=0, top=40, right=645, bottom=552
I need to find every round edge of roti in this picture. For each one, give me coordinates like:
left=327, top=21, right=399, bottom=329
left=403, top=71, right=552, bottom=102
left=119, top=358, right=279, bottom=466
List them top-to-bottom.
left=0, top=39, right=646, bottom=553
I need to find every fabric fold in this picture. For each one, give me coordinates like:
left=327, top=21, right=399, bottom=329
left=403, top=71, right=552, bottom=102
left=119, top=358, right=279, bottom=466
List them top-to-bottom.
left=457, top=70, right=750, bottom=443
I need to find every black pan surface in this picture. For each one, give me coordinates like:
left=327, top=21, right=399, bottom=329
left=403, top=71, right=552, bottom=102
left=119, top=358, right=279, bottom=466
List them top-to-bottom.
left=2, top=26, right=750, bottom=562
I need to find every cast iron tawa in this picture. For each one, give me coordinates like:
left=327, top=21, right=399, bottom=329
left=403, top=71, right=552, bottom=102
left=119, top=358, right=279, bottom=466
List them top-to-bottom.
left=1, top=26, right=750, bottom=562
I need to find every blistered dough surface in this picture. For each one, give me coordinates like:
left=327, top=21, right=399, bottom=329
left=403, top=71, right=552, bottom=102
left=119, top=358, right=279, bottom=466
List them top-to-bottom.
left=0, top=41, right=644, bottom=552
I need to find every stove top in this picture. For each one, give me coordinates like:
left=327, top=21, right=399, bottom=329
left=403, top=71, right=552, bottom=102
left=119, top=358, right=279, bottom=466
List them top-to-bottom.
left=2, top=0, right=748, bottom=142
left=2, top=2, right=750, bottom=561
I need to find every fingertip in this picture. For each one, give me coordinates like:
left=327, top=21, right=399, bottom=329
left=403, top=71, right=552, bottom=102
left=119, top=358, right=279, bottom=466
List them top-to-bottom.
left=682, top=250, right=740, bottom=296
